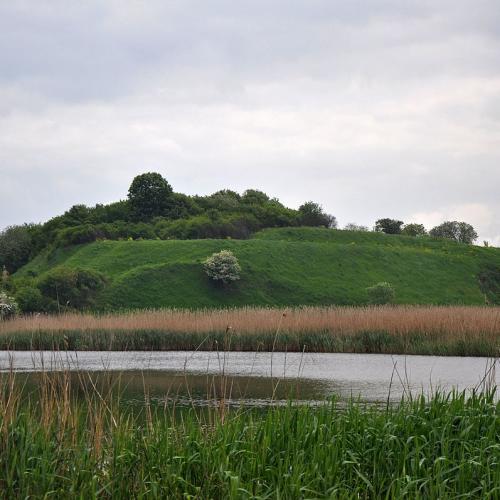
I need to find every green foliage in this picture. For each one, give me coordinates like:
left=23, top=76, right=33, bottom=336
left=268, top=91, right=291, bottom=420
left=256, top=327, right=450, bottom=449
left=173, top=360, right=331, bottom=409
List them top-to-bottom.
left=128, top=172, right=174, bottom=219
left=241, top=189, right=270, bottom=205
left=298, top=201, right=336, bottom=228
left=155, top=213, right=261, bottom=240
left=375, top=218, right=404, bottom=234
left=430, top=221, right=478, bottom=244
left=55, top=222, right=157, bottom=247
left=344, top=223, right=369, bottom=231
left=402, top=223, right=427, bottom=237
left=0, top=224, right=37, bottom=273
left=14, top=228, right=500, bottom=310
left=204, top=250, right=241, bottom=284
left=477, top=264, right=500, bottom=304
left=37, top=267, right=107, bottom=310
left=366, top=282, right=396, bottom=304
left=15, top=286, right=45, bottom=313
left=0, top=291, right=19, bottom=320
left=0, top=391, right=498, bottom=498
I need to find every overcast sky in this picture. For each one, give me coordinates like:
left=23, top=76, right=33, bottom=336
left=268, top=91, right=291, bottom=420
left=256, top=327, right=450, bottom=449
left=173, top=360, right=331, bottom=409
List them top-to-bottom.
left=1, top=1, right=499, bottom=244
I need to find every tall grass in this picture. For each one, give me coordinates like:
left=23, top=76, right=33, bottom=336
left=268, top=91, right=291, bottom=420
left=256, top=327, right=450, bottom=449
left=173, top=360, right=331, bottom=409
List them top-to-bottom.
left=0, top=305, right=499, bottom=355
left=0, top=368, right=498, bottom=498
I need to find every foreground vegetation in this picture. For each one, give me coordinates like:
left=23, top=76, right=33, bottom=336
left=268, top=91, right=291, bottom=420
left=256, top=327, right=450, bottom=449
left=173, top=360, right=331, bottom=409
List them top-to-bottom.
left=1, top=306, right=499, bottom=356
left=0, top=369, right=498, bottom=498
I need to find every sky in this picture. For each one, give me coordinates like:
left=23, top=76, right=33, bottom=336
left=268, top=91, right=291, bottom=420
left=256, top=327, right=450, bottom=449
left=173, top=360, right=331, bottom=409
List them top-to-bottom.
left=1, top=0, right=499, bottom=245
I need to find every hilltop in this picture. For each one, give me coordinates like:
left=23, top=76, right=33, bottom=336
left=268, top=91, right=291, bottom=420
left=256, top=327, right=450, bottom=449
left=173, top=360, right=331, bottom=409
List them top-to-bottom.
left=14, top=227, right=500, bottom=310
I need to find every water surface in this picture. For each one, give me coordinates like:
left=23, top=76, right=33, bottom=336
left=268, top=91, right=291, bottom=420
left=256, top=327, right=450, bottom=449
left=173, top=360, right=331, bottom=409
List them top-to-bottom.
left=0, top=351, right=496, bottom=405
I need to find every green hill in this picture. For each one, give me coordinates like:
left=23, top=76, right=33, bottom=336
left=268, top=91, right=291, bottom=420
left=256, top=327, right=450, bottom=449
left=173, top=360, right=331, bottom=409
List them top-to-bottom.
left=14, top=227, right=500, bottom=310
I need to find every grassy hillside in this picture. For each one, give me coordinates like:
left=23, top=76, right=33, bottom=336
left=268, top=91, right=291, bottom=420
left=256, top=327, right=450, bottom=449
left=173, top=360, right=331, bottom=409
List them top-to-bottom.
left=16, top=228, right=500, bottom=310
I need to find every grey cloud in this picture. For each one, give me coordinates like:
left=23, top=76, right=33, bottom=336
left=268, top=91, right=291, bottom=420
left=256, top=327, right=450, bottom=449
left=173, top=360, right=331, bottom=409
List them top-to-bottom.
left=0, top=0, right=499, bottom=245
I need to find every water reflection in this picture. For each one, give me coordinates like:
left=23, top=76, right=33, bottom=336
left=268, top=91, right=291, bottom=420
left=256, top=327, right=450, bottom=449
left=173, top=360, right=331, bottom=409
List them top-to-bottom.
left=1, top=351, right=497, bottom=406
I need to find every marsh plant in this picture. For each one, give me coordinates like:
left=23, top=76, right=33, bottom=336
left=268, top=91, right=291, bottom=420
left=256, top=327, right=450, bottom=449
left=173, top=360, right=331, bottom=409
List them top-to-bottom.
left=1, top=305, right=498, bottom=356
left=0, top=368, right=498, bottom=499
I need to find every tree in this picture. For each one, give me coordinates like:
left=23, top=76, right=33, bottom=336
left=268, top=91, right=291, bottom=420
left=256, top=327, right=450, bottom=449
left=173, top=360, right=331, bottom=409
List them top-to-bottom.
left=128, top=172, right=174, bottom=220
left=242, top=189, right=270, bottom=205
left=298, top=202, right=337, bottom=228
left=375, top=218, right=404, bottom=234
left=429, top=221, right=477, bottom=244
left=344, top=223, right=369, bottom=232
left=402, top=223, right=427, bottom=237
left=0, top=224, right=35, bottom=273
left=204, top=250, right=241, bottom=284
left=366, top=282, right=395, bottom=305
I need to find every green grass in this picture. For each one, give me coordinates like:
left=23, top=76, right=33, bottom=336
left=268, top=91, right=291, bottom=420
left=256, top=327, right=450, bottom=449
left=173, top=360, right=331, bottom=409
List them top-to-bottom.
left=16, top=227, right=500, bottom=310
left=1, top=387, right=498, bottom=498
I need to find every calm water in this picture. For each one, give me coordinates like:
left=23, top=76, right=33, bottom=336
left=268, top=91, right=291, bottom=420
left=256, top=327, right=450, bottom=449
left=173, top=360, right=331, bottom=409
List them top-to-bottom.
left=0, top=351, right=497, bottom=406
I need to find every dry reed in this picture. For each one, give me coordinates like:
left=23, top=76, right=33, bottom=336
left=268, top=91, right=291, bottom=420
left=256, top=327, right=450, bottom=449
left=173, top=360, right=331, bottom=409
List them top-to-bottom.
left=1, top=305, right=499, bottom=341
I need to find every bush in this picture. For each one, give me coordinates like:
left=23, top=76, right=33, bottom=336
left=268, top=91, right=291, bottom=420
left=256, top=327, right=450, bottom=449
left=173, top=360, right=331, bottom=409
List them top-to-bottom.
left=298, top=202, right=337, bottom=228
left=375, top=218, right=404, bottom=234
left=429, top=221, right=477, bottom=244
left=344, top=223, right=369, bottom=232
left=402, top=223, right=427, bottom=237
left=203, top=250, right=241, bottom=284
left=477, top=265, right=500, bottom=305
left=37, top=268, right=107, bottom=310
left=366, top=282, right=396, bottom=305
left=15, top=286, right=45, bottom=313
left=0, top=292, right=19, bottom=320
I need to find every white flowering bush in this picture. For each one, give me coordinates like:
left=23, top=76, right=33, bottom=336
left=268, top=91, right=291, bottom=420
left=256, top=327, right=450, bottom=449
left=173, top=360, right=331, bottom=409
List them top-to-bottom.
left=203, top=250, right=241, bottom=284
left=366, top=282, right=395, bottom=305
left=0, top=292, right=19, bottom=320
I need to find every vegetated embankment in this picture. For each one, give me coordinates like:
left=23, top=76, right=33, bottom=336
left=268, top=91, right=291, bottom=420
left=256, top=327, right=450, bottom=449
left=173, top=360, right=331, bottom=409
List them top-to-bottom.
left=15, top=227, right=500, bottom=310
left=1, top=305, right=499, bottom=356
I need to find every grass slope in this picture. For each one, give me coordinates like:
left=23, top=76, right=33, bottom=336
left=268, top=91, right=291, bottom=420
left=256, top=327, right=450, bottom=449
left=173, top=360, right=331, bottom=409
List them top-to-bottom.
left=16, top=228, right=500, bottom=310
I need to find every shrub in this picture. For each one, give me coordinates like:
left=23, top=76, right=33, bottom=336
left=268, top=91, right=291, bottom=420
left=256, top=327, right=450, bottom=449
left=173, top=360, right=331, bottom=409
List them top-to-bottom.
left=298, top=202, right=337, bottom=228
left=375, top=218, right=404, bottom=234
left=429, top=221, right=477, bottom=244
left=344, top=223, right=369, bottom=232
left=402, top=223, right=427, bottom=237
left=203, top=250, right=241, bottom=284
left=477, top=265, right=500, bottom=305
left=37, top=267, right=107, bottom=310
left=366, top=282, right=396, bottom=305
left=15, top=286, right=45, bottom=313
left=0, top=292, right=19, bottom=320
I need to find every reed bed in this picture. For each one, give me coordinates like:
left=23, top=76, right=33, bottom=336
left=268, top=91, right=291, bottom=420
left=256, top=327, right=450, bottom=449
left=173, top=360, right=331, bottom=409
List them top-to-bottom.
left=0, top=306, right=499, bottom=356
left=0, top=369, right=498, bottom=499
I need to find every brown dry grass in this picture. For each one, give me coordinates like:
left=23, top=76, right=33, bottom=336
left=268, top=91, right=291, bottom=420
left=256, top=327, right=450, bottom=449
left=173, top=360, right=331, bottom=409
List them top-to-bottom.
left=1, top=306, right=499, bottom=341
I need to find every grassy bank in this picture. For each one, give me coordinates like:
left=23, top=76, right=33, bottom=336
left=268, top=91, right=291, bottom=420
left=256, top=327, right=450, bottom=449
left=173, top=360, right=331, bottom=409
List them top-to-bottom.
left=15, top=228, right=500, bottom=309
left=1, top=306, right=499, bottom=356
left=0, top=373, right=498, bottom=498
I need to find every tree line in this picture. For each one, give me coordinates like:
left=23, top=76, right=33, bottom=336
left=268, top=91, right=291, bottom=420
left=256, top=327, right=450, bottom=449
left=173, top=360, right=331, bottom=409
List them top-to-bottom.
left=0, top=172, right=480, bottom=276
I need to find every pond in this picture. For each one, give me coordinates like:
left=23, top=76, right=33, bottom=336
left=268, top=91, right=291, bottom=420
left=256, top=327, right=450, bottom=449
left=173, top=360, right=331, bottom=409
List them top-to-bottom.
left=0, top=351, right=497, bottom=406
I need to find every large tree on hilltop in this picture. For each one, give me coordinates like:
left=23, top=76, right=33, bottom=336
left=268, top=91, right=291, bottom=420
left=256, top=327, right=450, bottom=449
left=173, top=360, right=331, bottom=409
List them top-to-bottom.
left=127, top=172, right=174, bottom=220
